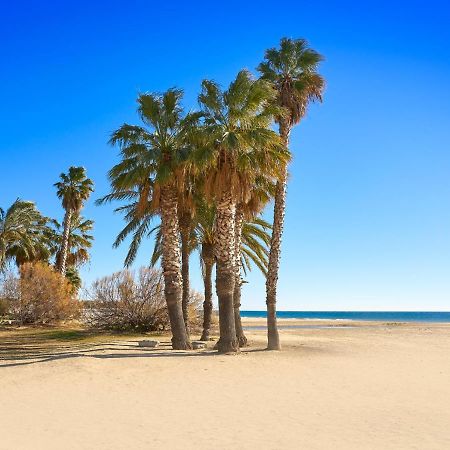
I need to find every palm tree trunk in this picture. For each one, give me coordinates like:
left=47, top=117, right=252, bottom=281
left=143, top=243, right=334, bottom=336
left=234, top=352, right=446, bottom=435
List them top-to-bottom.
left=265, top=123, right=290, bottom=350
left=160, top=185, right=191, bottom=350
left=214, top=191, right=239, bottom=353
left=233, top=206, right=247, bottom=347
left=57, top=210, right=72, bottom=276
left=179, top=212, right=191, bottom=335
left=200, top=243, right=214, bottom=341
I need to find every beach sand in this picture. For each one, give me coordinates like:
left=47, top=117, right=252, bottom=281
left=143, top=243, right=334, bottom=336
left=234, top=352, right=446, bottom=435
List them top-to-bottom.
left=1, top=319, right=450, bottom=449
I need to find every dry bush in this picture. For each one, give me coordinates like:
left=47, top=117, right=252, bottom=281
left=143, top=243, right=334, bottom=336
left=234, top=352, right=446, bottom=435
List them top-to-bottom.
left=4, top=262, right=80, bottom=324
left=85, top=267, right=169, bottom=332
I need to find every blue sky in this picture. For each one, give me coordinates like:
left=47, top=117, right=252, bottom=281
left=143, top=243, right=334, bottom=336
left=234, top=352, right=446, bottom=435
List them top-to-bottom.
left=1, top=1, right=449, bottom=310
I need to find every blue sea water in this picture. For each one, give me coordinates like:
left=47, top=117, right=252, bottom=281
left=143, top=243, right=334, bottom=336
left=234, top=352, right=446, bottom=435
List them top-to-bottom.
left=240, top=311, right=450, bottom=323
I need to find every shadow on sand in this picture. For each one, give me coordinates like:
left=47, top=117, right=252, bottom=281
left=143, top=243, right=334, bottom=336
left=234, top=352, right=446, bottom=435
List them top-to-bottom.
left=0, top=336, right=269, bottom=368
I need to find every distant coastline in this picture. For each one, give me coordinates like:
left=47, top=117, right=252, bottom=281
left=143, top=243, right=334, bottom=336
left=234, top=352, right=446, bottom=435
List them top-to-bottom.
left=240, top=311, right=450, bottom=322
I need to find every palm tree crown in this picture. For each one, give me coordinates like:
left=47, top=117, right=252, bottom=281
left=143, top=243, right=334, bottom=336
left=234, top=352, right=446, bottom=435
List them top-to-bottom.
left=257, top=37, right=325, bottom=131
left=195, top=69, right=289, bottom=202
left=104, top=89, right=200, bottom=210
left=54, top=166, right=94, bottom=213
left=0, top=199, right=52, bottom=270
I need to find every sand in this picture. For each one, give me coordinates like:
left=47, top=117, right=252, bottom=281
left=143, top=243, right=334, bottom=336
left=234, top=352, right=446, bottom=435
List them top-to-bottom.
left=1, top=319, right=450, bottom=449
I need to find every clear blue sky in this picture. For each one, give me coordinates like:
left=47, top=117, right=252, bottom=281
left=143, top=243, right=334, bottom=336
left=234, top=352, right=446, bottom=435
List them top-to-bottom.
left=1, top=1, right=449, bottom=310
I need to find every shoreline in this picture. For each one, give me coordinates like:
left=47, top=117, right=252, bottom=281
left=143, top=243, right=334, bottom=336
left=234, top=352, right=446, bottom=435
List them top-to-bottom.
left=241, top=317, right=450, bottom=327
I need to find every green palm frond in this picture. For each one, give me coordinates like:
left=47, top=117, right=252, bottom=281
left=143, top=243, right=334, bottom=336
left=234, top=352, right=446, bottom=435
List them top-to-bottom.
left=257, top=37, right=325, bottom=128
left=196, top=69, right=291, bottom=203
left=98, top=88, right=201, bottom=268
left=54, top=166, right=94, bottom=213
left=0, top=199, right=54, bottom=270
left=53, top=214, right=94, bottom=268
left=240, top=217, right=272, bottom=276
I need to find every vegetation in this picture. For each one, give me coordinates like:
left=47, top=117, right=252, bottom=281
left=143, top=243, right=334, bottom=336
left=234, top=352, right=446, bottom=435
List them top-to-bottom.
left=1, top=37, right=324, bottom=354
left=258, top=37, right=324, bottom=349
left=194, top=70, right=289, bottom=352
left=98, top=89, right=200, bottom=349
left=54, top=166, right=94, bottom=276
left=0, top=199, right=53, bottom=270
left=53, top=214, right=94, bottom=269
left=3, top=262, right=79, bottom=325
left=86, top=267, right=169, bottom=332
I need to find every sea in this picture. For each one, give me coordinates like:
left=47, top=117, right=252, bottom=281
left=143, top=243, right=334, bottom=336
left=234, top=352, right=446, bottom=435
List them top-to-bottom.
left=240, top=311, right=450, bottom=323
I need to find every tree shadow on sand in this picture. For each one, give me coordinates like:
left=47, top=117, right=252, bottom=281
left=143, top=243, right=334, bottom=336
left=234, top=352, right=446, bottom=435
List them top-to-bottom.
left=0, top=336, right=269, bottom=368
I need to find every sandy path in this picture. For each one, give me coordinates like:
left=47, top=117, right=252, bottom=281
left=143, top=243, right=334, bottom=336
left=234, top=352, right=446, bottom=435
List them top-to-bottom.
left=1, top=322, right=450, bottom=449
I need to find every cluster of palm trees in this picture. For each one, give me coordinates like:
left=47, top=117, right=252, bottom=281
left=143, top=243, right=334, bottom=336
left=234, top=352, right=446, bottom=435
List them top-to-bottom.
left=1, top=37, right=324, bottom=352
left=99, top=37, right=325, bottom=353
left=0, top=167, right=94, bottom=291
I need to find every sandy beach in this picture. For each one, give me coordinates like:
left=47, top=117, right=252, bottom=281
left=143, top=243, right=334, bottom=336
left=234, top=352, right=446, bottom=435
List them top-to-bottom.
left=1, top=319, right=450, bottom=449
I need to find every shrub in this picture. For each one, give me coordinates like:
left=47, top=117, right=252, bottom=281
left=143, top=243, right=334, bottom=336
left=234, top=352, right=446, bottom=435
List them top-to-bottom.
left=4, top=262, right=80, bottom=324
left=85, top=267, right=169, bottom=332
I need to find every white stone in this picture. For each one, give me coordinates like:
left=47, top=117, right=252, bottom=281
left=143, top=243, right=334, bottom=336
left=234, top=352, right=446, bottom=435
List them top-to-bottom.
left=192, top=341, right=207, bottom=350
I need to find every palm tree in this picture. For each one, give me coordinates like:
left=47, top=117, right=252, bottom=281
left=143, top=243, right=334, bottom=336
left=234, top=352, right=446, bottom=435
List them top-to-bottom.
left=258, top=37, right=325, bottom=350
left=196, top=70, right=289, bottom=353
left=99, top=89, right=198, bottom=350
left=54, top=167, right=94, bottom=276
left=177, top=174, right=200, bottom=335
left=233, top=178, right=274, bottom=346
left=102, top=190, right=195, bottom=336
left=107, top=192, right=271, bottom=344
left=0, top=199, right=53, bottom=271
left=188, top=200, right=215, bottom=342
left=196, top=203, right=272, bottom=342
left=53, top=214, right=94, bottom=268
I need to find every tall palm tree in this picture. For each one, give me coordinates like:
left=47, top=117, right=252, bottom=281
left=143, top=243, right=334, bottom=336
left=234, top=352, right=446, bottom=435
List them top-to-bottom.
left=258, top=37, right=325, bottom=350
left=196, top=70, right=289, bottom=353
left=99, top=89, right=198, bottom=350
left=54, top=167, right=94, bottom=276
left=0, top=200, right=52, bottom=271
